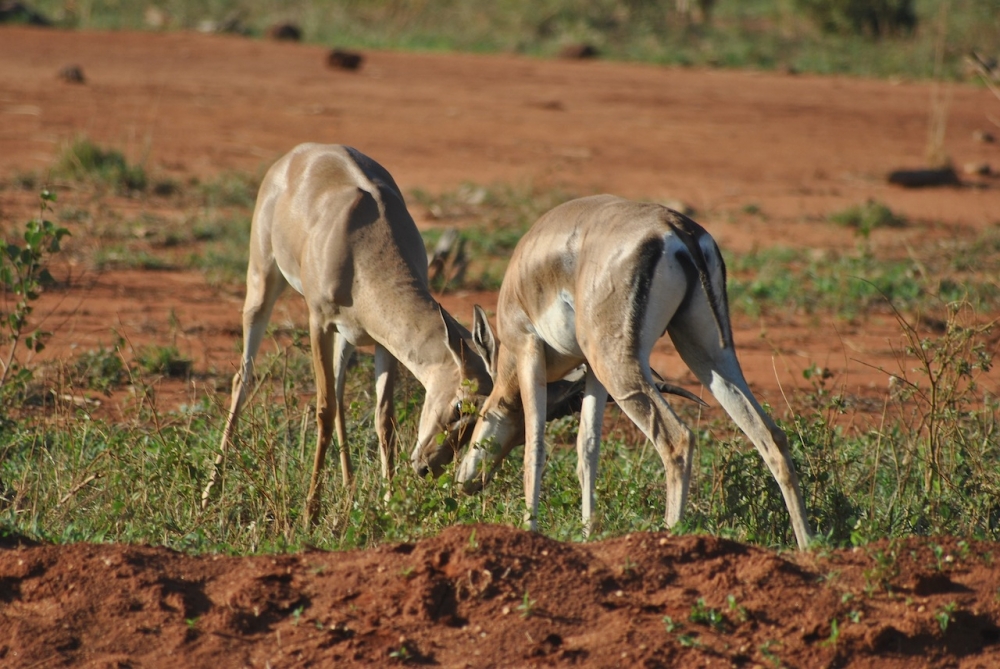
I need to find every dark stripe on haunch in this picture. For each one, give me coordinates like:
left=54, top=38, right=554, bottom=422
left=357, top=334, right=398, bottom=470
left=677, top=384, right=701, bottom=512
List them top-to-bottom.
left=662, top=210, right=732, bottom=349
left=629, top=236, right=665, bottom=352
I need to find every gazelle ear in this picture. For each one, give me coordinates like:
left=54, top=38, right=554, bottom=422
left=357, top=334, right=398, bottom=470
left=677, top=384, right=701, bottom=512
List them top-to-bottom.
left=438, top=303, right=465, bottom=364
left=472, top=305, right=498, bottom=381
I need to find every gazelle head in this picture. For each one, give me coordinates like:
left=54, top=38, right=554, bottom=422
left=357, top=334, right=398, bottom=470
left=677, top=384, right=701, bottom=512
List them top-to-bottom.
left=410, top=305, right=495, bottom=477
left=451, top=306, right=526, bottom=492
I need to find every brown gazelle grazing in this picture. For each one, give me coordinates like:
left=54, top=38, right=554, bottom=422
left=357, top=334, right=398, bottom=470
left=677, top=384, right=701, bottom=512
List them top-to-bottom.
left=202, top=144, right=493, bottom=524
left=420, top=195, right=812, bottom=550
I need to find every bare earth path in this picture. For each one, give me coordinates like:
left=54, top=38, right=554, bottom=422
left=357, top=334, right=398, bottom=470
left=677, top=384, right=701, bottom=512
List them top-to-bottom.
left=2, top=26, right=1000, bottom=667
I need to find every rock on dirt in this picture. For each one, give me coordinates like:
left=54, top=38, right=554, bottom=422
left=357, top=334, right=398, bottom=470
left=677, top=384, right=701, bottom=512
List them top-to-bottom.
left=266, top=22, right=302, bottom=42
left=327, top=49, right=364, bottom=71
left=57, top=64, right=84, bottom=84
left=887, top=166, right=961, bottom=188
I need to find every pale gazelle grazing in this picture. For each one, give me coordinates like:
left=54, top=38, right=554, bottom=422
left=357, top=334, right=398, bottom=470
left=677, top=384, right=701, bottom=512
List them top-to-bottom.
left=201, top=143, right=493, bottom=524
left=425, top=195, right=813, bottom=550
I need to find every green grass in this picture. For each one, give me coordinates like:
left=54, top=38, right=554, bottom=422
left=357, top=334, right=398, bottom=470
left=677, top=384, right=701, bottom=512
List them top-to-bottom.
left=24, top=0, right=1000, bottom=81
left=196, top=172, right=261, bottom=210
left=3, top=175, right=998, bottom=555
left=412, top=182, right=576, bottom=290
left=829, top=200, right=907, bottom=238
left=185, top=214, right=254, bottom=284
left=724, top=230, right=1000, bottom=319
left=91, top=245, right=173, bottom=271
left=0, top=298, right=1000, bottom=553
left=1, top=300, right=996, bottom=553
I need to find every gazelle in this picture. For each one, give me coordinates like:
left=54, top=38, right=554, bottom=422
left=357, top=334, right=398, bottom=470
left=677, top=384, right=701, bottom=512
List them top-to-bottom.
left=201, top=143, right=493, bottom=524
left=423, top=195, right=812, bottom=550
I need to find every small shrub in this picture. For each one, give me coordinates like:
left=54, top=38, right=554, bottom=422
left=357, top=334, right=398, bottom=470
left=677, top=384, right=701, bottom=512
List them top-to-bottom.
left=795, top=0, right=917, bottom=38
left=54, top=138, right=147, bottom=194
left=199, top=172, right=260, bottom=209
left=0, top=190, right=70, bottom=401
left=830, top=200, right=905, bottom=238
left=67, top=337, right=128, bottom=395
left=134, top=345, right=192, bottom=378
left=689, top=598, right=728, bottom=632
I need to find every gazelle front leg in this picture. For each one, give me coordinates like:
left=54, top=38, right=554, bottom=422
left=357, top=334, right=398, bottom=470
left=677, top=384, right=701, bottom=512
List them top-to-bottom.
left=202, top=262, right=285, bottom=508
left=305, top=317, right=340, bottom=526
left=518, top=337, right=548, bottom=531
left=374, top=344, right=398, bottom=480
left=576, top=367, right=607, bottom=536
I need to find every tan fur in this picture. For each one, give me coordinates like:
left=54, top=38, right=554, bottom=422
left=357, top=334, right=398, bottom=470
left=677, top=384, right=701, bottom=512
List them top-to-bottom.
left=202, top=144, right=491, bottom=525
left=443, top=195, right=812, bottom=550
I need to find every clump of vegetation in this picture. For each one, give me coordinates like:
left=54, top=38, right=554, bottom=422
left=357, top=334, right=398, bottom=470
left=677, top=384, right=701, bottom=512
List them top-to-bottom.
left=25, top=0, right=996, bottom=80
left=795, top=0, right=916, bottom=38
left=54, top=137, right=147, bottom=194
left=198, top=171, right=261, bottom=209
left=412, top=182, right=575, bottom=291
left=0, top=190, right=70, bottom=402
left=829, top=200, right=906, bottom=238
left=676, top=302, right=995, bottom=548
left=66, top=338, right=128, bottom=395
left=134, top=344, right=192, bottom=378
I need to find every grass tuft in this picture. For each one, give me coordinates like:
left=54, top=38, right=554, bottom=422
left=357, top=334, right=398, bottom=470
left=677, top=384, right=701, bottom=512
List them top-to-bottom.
left=54, top=138, right=147, bottom=194
left=830, top=200, right=906, bottom=238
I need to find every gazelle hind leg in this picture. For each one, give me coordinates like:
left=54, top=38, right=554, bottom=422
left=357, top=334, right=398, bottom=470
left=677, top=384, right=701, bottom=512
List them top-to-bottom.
left=202, top=264, right=286, bottom=507
left=669, top=320, right=812, bottom=549
left=374, top=344, right=398, bottom=481
left=597, top=361, right=695, bottom=528
left=576, top=368, right=607, bottom=536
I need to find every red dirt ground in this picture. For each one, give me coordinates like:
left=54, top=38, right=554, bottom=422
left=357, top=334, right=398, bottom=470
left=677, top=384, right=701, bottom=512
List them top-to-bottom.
left=2, top=26, right=1000, bottom=667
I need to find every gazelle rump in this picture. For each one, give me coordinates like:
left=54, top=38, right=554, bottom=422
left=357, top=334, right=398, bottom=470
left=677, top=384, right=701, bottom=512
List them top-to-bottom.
left=202, top=143, right=492, bottom=524
left=442, top=195, right=812, bottom=550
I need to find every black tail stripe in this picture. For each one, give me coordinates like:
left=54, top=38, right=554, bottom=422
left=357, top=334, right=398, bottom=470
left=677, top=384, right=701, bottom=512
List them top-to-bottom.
left=664, top=212, right=732, bottom=349
left=629, top=237, right=665, bottom=352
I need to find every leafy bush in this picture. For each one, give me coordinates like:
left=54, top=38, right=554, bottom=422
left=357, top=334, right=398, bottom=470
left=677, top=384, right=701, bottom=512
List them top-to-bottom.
left=0, top=190, right=70, bottom=401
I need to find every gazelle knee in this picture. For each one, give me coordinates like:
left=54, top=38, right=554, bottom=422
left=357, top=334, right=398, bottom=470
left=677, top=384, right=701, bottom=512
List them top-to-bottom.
left=770, top=425, right=790, bottom=451
left=672, top=426, right=695, bottom=465
left=763, top=429, right=800, bottom=487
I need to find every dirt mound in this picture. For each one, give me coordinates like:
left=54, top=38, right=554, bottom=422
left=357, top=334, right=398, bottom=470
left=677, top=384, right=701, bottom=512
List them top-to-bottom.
left=2, top=525, right=999, bottom=667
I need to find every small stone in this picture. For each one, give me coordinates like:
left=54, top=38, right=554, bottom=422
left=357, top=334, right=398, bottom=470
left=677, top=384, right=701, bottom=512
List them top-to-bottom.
left=266, top=22, right=301, bottom=41
left=558, top=43, right=599, bottom=59
left=327, top=49, right=363, bottom=71
left=57, top=65, right=85, bottom=84
left=973, top=129, right=996, bottom=143
left=963, top=162, right=991, bottom=176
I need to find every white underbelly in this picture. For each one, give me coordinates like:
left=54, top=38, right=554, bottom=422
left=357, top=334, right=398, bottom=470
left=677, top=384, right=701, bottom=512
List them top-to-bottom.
left=276, top=262, right=304, bottom=295
left=534, top=289, right=582, bottom=357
